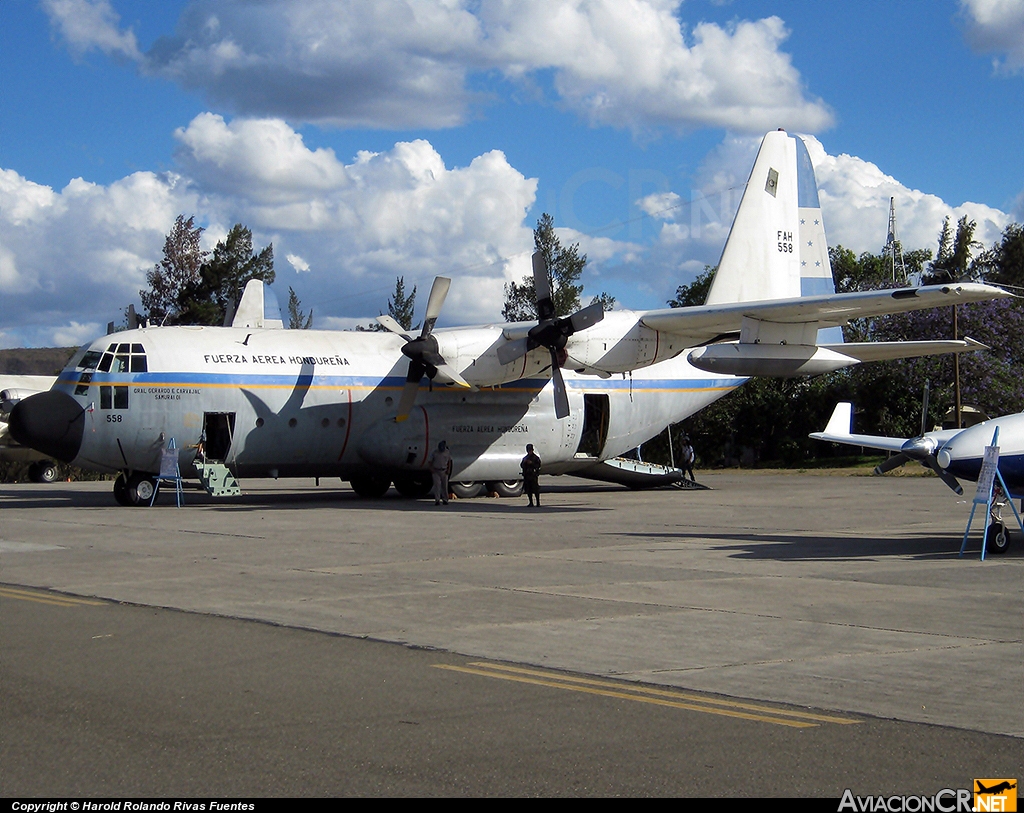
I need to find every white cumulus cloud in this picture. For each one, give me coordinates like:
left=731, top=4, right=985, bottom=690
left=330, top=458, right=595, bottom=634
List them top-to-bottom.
left=41, top=0, right=142, bottom=60
left=45, top=0, right=833, bottom=134
left=960, top=0, right=1024, bottom=72
left=0, top=115, right=538, bottom=345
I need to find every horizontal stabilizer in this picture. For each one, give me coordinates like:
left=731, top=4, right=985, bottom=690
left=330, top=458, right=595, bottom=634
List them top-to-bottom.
left=641, top=284, right=1011, bottom=346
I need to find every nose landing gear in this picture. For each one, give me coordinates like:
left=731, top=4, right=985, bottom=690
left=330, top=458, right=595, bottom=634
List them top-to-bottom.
left=113, top=471, right=157, bottom=506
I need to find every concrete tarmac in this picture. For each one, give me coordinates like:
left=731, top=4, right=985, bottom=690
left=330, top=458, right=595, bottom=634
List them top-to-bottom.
left=1, top=472, right=1022, bottom=756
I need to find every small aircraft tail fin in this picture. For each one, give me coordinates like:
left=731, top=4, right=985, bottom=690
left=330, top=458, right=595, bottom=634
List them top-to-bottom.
left=706, top=132, right=837, bottom=336
left=232, top=280, right=284, bottom=329
left=822, top=402, right=853, bottom=437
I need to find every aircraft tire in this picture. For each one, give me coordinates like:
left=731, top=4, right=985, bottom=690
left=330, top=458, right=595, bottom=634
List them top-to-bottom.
left=29, top=460, right=58, bottom=483
left=126, top=472, right=157, bottom=506
left=350, top=474, right=391, bottom=498
left=393, top=474, right=432, bottom=498
left=488, top=480, right=524, bottom=498
left=450, top=481, right=483, bottom=499
left=986, top=522, right=1011, bottom=554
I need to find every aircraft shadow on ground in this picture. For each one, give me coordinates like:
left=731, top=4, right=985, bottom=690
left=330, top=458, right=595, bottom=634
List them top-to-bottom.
left=0, top=486, right=609, bottom=514
left=623, top=531, right=1023, bottom=560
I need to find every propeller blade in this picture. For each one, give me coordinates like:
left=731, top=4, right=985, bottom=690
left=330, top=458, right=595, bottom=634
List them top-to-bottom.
left=532, top=251, right=552, bottom=303
left=420, top=276, right=451, bottom=337
left=569, top=301, right=605, bottom=333
left=377, top=314, right=412, bottom=339
left=497, top=337, right=530, bottom=366
left=549, top=349, right=570, bottom=419
left=394, top=361, right=425, bottom=423
left=434, top=363, right=473, bottom=390
left=920, top=379, right=931, bottom=437
left=874, top=452, right=910, bottom=475
left=925, top=457, right=964, bottom=495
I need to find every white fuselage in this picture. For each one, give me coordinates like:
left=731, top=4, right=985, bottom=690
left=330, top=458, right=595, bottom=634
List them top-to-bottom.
left=52, top=324, right=742, bottom=482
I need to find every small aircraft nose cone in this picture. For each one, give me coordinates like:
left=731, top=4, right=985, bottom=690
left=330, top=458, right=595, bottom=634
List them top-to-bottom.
left=8, top=390, right=85, bottom=463
left=936, top=448, right=952, bottom=470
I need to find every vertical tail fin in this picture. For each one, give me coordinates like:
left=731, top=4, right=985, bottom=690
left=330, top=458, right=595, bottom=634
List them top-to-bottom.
left=706, top=132, right=836, bottom=323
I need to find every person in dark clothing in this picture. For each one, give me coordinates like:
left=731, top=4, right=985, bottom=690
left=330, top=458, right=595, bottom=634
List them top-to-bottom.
left=680, top=436, right=696, bottom=482
left=428, top=440, right=452, bottom=505
left=521, top=444, right=542, bottom=507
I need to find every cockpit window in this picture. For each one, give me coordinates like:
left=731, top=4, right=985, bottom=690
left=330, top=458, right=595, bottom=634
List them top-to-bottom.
left=97, top=343, right=147, bottom=375
left=78, top=351, right=103, bottom=371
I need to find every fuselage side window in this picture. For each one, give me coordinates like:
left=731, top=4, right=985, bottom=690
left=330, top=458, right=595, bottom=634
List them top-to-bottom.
left=100, top=386, right=112, bottom=410
left=113, top=386, right=128, bottom=409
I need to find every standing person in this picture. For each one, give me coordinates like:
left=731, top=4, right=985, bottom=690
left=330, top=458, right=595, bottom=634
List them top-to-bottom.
left=680, top=436, right=696, bottom=482
left=428, top=440, right=452, bottom=505
left=521, top=443, right=542, bottom=507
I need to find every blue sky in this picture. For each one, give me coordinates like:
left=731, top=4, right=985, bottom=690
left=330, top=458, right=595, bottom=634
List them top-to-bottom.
left=1, top=0, right=1022, bottom=347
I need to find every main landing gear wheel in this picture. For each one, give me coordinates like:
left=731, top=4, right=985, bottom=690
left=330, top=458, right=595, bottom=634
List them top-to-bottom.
left=28, top=460, right=58, bottom=483
left=350, top=474, right=391, bottom=498
left=393, top=474, right=433, bottom=498
left=488, top=480, right=524, bottom=498
left=450, top=481, right=483, bottom=499
left=986, top=522, right=1011, bottom=554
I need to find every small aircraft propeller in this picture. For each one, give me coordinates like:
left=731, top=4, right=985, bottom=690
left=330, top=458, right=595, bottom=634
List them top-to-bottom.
left=495, top=251, right=605, bottom=419
left=376, top=276, right=471, bottom=422
left=875, top=380, right=963, bottom=494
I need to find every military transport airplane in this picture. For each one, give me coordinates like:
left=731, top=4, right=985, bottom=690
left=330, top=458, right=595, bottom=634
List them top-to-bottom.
left=9, top=130, right=1012, bottom=506
left=811, top=402, right=1024, bottom=552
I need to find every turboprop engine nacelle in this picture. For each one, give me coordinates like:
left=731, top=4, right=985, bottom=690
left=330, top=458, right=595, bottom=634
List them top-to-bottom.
left=687, top=344, right=859, bottom=377
left=1, top=388, right=47, bottom=414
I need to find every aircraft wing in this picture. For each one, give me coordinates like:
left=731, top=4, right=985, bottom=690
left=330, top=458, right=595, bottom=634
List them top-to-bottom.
left=639, top=283, right=1011, bottom=345
left=808, top=402, right=909, bottom=452
left=809, top=402, right=962, bottom=453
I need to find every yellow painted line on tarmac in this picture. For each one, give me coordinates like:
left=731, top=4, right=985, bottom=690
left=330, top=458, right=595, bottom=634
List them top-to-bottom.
left=0, top=586, right=106, bottom=607
left=434, top=662, right=846, bottom=728
left=467, top=662, right=860, bottom=725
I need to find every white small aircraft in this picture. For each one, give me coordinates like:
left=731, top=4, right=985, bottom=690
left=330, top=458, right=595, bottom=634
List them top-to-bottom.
left=9, top=130, right=1011, bottom=506
left=1, top=375, right=59, bottom=481
left=811, top=402, right=1024, bottom=553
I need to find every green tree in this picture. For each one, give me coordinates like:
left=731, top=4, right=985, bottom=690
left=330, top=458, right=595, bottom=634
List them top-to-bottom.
left=503, top=213, right=613, bottom=321
left=140, top=215, right=208, bottom=324
left=925, top=215, right=982, bottom=284
left=141, top=220, right=275, bottom=326
left=978, top=223, right=1024, bottom=289
left=179, top=224, right=275, bottom=325
left=668, top=265, right=716, bottom=307
left=387, top=276, right=417, bottom=331
left=287, top=286, right=313, bottom=329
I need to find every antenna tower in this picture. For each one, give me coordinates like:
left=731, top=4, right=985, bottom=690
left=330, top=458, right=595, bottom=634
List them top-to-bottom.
left=884, top=197, right=908, bottom=285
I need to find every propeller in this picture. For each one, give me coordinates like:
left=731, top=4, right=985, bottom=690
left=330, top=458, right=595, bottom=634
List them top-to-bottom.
left=496, top=251, right=605, bottom=419
left=376, top=276, right=471, bottom=422
left=874, top=380, right=962, bottom=494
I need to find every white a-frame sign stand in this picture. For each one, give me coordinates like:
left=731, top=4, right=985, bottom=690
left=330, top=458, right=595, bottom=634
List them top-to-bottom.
left=959, top=427, right=1023, bottom=560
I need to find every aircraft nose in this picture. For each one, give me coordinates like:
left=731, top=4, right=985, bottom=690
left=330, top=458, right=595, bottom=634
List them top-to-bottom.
left=8, top=390, right=86, bottom=463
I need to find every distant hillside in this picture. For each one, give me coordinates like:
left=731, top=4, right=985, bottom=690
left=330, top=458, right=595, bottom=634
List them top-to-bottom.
left=0, top=347, right=77, bottom=376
